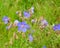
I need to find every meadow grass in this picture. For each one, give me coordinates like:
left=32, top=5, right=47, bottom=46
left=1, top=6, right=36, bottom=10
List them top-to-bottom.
left=0, top=0, right=60, bottom=48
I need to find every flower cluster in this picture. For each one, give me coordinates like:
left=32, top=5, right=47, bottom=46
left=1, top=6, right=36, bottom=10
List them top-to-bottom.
left=2, top=6, right=60, bottom=44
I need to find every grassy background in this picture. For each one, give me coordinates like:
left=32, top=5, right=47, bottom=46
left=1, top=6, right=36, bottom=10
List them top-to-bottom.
left=0, top=0, right=60, bottom=48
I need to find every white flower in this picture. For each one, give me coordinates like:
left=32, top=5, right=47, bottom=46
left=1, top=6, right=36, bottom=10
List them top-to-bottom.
left=31, top=6, right=34, bottom=13
left=14, top=20, right=19, bottom=26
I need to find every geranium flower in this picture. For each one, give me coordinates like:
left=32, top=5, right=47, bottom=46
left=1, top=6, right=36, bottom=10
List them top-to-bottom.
left=23, top=11, right=30, bottom=18
left=2, top=16, right=9, bottom=24
left=39, top=19, right=48, bottom=28
left=41, top=20, right=48, bottom=26
left=17, top=21, right=30, bottom=32
left=53, top=24, right=60, bottom=31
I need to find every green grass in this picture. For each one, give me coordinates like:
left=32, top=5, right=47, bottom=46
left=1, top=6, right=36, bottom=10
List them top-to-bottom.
left=0, top=0, right=60, bottom=48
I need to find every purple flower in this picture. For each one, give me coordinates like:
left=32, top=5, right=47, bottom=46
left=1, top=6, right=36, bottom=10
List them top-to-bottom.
left=23, top=11, right=30, bottom=18
left=2, top=16, right=9, bottom=24
left=41, top=20, right=48, bottom=26
left=17, top=21, right=30, bottom=32
left=53, top=24, right=60, bottom=31
left=29, top=34, right=33, bottom=42
left=42, top=46, right=46, bottom=48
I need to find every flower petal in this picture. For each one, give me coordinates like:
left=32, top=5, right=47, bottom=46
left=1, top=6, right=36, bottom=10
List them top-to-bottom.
left=21, top=21, right=26, bottom=25
left=17, top=22, right=21, bottom=27
left=25, top=24, right=30, bottom=29
left=18, top=27, right=22, bottom=32
left=22, top=28, right=27, bottom=32
left=29, top=35, right=33, bottom=42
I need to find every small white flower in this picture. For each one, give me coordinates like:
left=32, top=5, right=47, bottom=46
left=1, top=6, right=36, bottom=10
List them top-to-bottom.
left=31, top=6, right=34, bottom=13
left=31, top=19, right=35, bottom=23
left=31, top=19, right=37, bottom=23
left=13, top=20, right=19, bottom=26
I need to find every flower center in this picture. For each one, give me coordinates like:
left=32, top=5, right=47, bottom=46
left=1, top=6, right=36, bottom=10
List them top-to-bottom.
left=21, top=25, right=24, bottom=28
